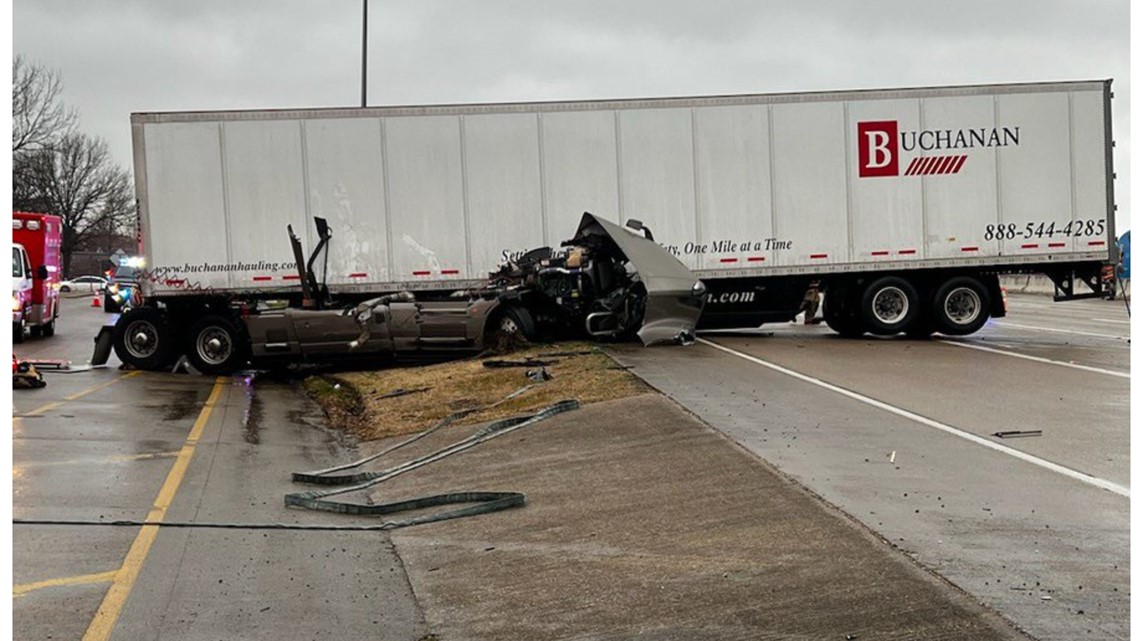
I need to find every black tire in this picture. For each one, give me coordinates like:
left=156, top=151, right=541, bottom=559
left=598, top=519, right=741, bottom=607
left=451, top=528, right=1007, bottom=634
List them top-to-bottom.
left=861, top=276, right=919, bottom=336
left=933, top=276, right=990, bottom=336
left=59, top=285, right=71, bottom=293
left=823, top=288, right=865, bottom=338
left=485, top=304, right=537, bottom=349
left=112, top=307, right=173, bottom=370
left=186, top=314, right=249, bottom=375
left=13, top=319, right=26, bottom=344
left=42, top=319, right=55, bottom=338
left=30, top=325, right=42, bottom=339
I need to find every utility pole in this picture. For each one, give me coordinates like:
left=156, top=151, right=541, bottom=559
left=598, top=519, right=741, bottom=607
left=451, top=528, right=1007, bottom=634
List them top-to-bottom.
left=361, top=0, right=368, bottom=107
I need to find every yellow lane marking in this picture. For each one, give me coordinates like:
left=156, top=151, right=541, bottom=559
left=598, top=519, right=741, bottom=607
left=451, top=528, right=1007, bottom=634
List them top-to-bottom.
left=17, top=371, right=142, bottom=418
left=82, top=377, right=228, bottom=641
left=14, top=570, right=118, bottom=598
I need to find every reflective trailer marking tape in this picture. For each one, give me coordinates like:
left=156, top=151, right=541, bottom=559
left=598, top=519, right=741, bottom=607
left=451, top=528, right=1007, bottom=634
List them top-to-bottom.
left=1088, top=240, right=1107, bottom=246
left=1048, top=242, right=1066, bottom=248
left=1021, top=243, right=1039, bottom=249
left=961, top=246, right=979, bottom=252
left=897, top=249, right=917, bottom=255
left=871, top=251, right=889, bottom=257
left=809, top=254, right=828, bottom=259
left=746, top=257, right=765, bottom=262
left=719, top=258, right=738, bottom=264
left=441, top=269, right=460, bottom=275
left=412, top=271, right=431, bottom=276
left=348, top=272, right=368, bottom=278
left=282, top=275, right=301, bottom=280
left=252, top=276, right=271, bottom=282
left=697, top=338, right=1129, bottom=498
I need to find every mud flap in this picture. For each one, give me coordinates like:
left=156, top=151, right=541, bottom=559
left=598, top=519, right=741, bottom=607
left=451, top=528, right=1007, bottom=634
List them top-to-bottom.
left=91, top=324, right=115, bottom=366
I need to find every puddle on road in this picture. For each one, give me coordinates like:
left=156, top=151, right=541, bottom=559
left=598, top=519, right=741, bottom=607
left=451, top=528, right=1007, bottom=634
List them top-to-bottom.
left=161, top=389, right=202, bottom=422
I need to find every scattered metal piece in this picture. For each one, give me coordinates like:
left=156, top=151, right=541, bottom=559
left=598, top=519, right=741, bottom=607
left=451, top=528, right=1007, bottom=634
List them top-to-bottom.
left=24, top=359, right=71, bottom=370
left=41, top=364, right=109, bottom=374
left=526, top=367, right=552, bottom=382
left=375, top=387, right=431, bottom=400
left=993, top=430, right=1043, bottom=438
left=889, top=450, right=896, bottom=463
left=1040, top=595, right=1053, bottom=601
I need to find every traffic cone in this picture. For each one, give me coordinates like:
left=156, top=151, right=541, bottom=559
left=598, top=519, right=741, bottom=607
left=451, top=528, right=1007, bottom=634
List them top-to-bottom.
left=91, top=293, right=101, bottom=307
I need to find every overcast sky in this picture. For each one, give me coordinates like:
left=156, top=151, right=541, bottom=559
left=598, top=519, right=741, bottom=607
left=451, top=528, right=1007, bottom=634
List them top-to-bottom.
left=13, top=0, right=1133, bottom=231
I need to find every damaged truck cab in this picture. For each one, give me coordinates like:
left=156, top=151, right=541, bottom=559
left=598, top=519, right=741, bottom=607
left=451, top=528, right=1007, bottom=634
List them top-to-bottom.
left=101, top=213, right=705, bottom=375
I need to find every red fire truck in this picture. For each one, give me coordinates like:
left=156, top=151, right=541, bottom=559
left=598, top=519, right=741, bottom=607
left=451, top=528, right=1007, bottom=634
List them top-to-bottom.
left=12, top=212, right=62, bottom=342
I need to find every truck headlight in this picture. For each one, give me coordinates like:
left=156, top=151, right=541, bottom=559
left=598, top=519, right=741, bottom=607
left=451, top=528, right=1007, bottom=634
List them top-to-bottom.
left=12, top=294, right=21, bottom=311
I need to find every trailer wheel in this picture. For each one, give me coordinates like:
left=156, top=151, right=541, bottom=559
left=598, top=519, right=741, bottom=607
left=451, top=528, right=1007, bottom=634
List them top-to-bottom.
left=861, top=276, right=919, bottom=335
left=933, top=276, right=990, bottom=336
left=823, top=288, right=864, bottom=338
left=112, top=307, right=172, bottom=370
left=186, top=314, right=248, bottom=375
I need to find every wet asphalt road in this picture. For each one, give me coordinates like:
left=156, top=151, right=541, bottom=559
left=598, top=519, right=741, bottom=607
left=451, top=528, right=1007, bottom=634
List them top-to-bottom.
left=11, top=292, right=1130, bottom=640
left=611, top=292, right=1130, bottom=641
left=12, top=297, right=426, bottom=641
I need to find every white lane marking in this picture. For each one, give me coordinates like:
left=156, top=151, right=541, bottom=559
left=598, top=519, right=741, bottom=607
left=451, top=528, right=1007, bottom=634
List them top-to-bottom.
left=1091, top=318, right=1131, bottom=325
left=991, top=321, right=1128, bottom=341
left=696, top=338, right=1129, bottom=498
left=938, top=339, right=1130, bottom=379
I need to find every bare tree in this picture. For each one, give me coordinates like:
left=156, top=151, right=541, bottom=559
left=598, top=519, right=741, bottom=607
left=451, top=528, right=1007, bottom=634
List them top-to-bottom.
left=12, top=55, right=76, bottom=156
left=16, top=133, right=135, bottom=275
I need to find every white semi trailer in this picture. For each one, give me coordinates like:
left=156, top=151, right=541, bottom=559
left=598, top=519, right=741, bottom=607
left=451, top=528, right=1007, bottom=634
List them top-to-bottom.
left=112, top=79, right=1117, bottom=370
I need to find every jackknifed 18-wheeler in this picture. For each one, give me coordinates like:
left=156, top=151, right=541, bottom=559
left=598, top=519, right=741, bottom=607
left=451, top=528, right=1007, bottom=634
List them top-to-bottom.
left=103, top=79, right=1117, bottom=373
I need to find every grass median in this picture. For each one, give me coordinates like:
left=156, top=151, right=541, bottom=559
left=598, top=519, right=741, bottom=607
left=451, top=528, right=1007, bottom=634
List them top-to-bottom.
left=303, top=342, right=649, bottom=440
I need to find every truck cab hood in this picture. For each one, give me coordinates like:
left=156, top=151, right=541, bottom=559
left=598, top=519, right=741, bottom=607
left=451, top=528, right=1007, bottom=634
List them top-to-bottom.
left=570, top=213, right=705, bottom=345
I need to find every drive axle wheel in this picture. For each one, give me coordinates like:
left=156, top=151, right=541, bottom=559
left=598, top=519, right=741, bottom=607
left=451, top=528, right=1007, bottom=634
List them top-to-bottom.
left=112, top=307, right=172, bottom=370
left=186, top=314, right=248, bottom=375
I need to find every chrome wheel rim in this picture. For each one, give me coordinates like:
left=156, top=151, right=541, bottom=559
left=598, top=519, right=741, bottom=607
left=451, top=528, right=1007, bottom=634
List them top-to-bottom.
left=871, top=286, right=909, bottom=325
left=944, top=287, right=982, bottom=325
left=499, top=316, right=520, bottom=334
left=125, top=320, right=160, bottom=359
left=195, top=326, right=233, bottom=366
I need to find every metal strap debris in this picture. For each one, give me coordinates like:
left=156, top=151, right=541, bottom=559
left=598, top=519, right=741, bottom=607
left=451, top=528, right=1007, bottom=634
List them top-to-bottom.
left=284, top=399, right=580, bottom=527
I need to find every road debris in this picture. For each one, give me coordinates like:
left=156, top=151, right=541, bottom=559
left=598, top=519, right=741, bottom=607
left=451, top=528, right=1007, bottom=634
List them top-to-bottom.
left=526, top=367, right=552, bottom=382
left=375, top=387, right=431, bottom=400
left=993, top=430, right=1043, bottom=438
